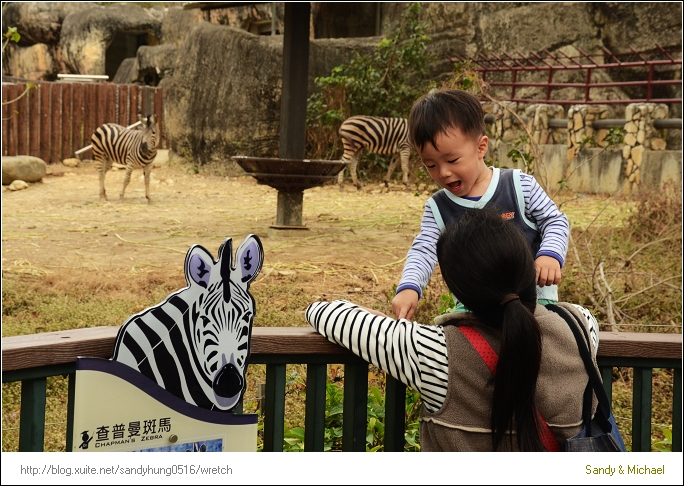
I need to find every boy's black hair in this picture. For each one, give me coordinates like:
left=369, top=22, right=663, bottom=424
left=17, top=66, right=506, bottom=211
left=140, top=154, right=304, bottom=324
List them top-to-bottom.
left=408, top=89, right=486, bottom=151
left=436, top=209, right=544, bottom=451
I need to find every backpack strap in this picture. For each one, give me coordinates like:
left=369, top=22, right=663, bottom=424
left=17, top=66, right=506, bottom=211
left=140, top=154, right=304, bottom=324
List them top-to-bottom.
left=544, top=304, right=614, bottom=435
left=457, top=325, right=561, bottom=452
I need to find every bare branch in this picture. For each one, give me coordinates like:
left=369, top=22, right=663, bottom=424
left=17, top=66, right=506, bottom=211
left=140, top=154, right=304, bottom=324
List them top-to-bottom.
left=598, top=262, right=617, bottom=330
left=612, top=275, right=683, bottom=305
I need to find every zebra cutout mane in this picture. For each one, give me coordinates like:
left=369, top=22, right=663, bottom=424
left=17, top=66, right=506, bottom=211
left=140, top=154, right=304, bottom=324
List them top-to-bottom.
left=111, top=235, right=264, bottom=412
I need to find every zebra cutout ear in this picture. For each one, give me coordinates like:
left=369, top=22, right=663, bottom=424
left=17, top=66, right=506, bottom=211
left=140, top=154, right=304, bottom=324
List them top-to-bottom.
left=233, top=235, right=263, bottom=287
left=185, top=245, right=216, bottom=289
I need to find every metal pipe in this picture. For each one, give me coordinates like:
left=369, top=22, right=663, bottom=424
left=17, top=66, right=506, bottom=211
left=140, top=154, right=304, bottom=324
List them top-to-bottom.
left=654, top=118, right=683, bottom=129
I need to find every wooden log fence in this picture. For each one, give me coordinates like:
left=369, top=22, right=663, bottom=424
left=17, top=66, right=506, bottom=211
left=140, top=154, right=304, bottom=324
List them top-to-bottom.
left=2, top=82, right=166, bottom=164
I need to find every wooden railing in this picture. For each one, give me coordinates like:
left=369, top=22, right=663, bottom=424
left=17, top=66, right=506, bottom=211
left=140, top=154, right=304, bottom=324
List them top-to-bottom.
left=2, top=327, right=681, bottom=452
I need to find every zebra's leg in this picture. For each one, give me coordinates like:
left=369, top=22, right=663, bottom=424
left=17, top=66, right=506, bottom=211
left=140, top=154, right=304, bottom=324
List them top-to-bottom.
left=399, top=148, right=411, bottom=191
left=338, top=151, right=353, bottom=190
left=349, top=152, right=363, bottom=190
left=384, top=154, right=400, bottom=188
left=98, top=157, right=112, bottom=201
left=120, top=163, right=133, bottom=202
left=143, top=165, right=153, bottom=204
left=337, top=165, right=346, bottom=190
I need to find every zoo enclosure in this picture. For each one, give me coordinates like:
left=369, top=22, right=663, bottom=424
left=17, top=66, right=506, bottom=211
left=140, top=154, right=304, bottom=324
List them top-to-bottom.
left=449, top=44, right=682, bottom=105
left=1, top=82, right=167, bottom=165
left=2, top=326, right=681, bottom=452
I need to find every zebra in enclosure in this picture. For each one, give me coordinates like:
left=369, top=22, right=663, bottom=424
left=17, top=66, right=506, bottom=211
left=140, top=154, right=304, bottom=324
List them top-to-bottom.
left=91, top=114, right=159, bottom=203
left=337, top=115, right=413, bottom=190
left=111, top=235, right=264, bottom=412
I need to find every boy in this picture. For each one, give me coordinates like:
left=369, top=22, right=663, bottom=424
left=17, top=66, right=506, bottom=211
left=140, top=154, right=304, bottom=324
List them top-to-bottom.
left=392, top=89, right=569, bottom=320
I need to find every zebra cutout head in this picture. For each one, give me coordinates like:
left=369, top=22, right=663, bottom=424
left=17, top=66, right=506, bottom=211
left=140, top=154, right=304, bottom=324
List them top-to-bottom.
left=111, top=235, right=263, bottom=412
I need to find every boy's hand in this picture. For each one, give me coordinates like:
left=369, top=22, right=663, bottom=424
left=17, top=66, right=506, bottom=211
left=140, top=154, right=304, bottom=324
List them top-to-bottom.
left=535, top=255, right=562, bottom=286
left=392, top=289, right=419, bottom=320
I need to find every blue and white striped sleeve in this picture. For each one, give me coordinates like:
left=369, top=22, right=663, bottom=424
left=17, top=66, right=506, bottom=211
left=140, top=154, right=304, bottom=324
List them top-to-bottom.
left=520, top=173, right=569, bottom=266
left=395, top=202, right=440, bottom=298
left=305, top=300, right=449, bottom=413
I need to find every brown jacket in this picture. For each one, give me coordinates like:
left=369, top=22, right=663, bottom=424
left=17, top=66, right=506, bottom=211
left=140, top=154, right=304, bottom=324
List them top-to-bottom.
left=420, top=303, right=598, bottom=451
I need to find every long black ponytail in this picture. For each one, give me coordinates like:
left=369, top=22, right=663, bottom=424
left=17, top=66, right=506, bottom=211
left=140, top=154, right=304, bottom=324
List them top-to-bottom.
left=436, top=208, right=544, bottom=451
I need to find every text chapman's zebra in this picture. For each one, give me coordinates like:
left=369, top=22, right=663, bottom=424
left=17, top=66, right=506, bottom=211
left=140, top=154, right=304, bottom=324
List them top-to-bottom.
left=91, top=115, right=159, bottom=203
left=337, top=115, right=413, bottom=190
left=111, top=235, right=264, bottom=412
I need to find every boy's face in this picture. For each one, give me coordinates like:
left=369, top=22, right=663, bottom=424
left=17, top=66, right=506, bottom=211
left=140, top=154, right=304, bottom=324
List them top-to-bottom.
left=419, top=127, right=489, bottom=198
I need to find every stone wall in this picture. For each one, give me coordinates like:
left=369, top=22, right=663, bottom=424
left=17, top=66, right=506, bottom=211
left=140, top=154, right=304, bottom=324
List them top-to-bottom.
left=487, top=101, right=681, bottom=194
left=497, top=141, right=681, bottom=196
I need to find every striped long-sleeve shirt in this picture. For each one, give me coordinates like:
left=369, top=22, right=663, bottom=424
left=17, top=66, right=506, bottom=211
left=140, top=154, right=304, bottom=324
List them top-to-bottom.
left=397, top=171, right=570, bottom=297
left=305, top=300, right=600, bottom=414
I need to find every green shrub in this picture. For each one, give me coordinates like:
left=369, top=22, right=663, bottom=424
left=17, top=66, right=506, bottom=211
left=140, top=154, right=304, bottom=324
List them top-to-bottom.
left=306, top=2, right=436, bottom=182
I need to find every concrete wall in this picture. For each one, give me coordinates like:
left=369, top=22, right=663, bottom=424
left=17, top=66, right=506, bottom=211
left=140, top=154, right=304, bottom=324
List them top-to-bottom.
left=497, top=143, right=682, bottom=195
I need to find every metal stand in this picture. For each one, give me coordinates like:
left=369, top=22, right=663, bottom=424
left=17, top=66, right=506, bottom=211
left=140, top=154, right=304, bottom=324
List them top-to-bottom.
left=275, top=191, right=304, bottom=227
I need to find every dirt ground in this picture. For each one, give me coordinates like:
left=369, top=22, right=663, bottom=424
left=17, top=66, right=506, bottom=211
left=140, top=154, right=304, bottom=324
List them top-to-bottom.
left=1, top=155, right=638, bottom=330
left=2, top=157, right=443, bottom=326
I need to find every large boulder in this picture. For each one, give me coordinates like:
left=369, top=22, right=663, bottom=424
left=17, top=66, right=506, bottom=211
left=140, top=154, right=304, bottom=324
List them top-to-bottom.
left=1, top=2, right=95, bottom=45
left=60, top=4, right=162, bottom=75
left=160, top=7, right=205, bottom=48
left=163, top=22, right=380, bottom=169
left=164, top=22, right=284, bottom=169
left=3, top=43, right=55, bottom=80
left=135, top=44, right=178, bottom=85
left=112, top=57, right=138, bottom=84
left=2, top=156, right=47, bottom=185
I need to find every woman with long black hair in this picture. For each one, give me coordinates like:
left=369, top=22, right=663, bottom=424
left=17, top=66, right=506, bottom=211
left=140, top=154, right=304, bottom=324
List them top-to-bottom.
left=306, top=209, right=611, bottom=451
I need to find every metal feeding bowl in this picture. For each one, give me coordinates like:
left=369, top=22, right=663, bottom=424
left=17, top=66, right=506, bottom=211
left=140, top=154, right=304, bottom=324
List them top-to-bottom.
left=232, top=156, right=348, bottom=192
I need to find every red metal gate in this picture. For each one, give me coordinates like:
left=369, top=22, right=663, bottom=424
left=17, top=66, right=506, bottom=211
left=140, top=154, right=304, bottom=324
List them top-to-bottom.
left=449, top=44, right=682, bottom=105
left=2, top=82, right=166, bottom=164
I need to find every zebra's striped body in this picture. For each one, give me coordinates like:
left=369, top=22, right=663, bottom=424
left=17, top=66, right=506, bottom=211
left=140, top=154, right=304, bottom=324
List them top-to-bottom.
left=92, top=115, right=159, bottom=203
left=337, top=115, right=412, bottom=190
left=111, top=235, right=264, bottom=412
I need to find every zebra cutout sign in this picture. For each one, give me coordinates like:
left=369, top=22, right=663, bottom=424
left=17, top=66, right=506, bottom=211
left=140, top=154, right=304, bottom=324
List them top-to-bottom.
left=72, top=235, right=263, bottom=452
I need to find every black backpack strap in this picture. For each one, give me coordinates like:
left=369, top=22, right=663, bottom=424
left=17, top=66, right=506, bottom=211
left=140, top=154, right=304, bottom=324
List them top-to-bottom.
left=545, top=304, right=613, bottom=435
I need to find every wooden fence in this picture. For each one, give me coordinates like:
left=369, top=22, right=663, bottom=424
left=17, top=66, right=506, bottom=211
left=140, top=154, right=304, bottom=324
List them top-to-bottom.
left=2, top=82, right=166, bottom=164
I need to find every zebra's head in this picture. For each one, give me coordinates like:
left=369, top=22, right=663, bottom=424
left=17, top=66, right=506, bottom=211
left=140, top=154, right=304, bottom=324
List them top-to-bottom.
left=140, top=114, right=159, bottom=151
left=184, top=235, right=263, bottom=411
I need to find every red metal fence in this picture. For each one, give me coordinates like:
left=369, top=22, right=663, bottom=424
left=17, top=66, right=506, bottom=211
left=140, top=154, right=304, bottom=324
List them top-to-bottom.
left=449, top=44, right=682, bottom=105
left=2, top=82, right=166, bottom=164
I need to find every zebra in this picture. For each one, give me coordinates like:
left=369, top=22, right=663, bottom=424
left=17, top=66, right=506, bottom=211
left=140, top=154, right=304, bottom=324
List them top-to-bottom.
left=91, top=114, right=159, bottom=203
left=337, top=115, right=413, bottom=190
left=111, top=235, right=264, bottom=412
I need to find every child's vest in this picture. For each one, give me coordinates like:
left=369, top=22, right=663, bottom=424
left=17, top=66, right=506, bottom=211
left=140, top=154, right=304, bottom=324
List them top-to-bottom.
left=427, top=168, right=557, bottom=302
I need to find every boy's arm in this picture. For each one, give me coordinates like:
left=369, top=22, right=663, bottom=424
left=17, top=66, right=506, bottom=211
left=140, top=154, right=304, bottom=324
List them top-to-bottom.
left=520, top=173, right=569, bottom=267
left=393, top=203, right=440, bottom=319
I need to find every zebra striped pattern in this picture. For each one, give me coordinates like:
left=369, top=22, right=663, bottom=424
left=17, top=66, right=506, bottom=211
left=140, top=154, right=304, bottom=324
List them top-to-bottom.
left=91, top=114, right=159, bottom=203
left=337, top=115, right=412, bottom=189
left=112, top=235, right=264, bottom=412
left=306, top=299, right=600, bottom=413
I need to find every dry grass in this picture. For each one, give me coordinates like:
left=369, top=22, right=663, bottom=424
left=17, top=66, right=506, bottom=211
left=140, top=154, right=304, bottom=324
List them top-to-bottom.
left=2, top=160, right=680, bottom=452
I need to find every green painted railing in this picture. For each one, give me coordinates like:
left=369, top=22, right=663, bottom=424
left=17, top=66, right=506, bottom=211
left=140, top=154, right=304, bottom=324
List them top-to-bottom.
left=2, top=327, right=681, bottom=452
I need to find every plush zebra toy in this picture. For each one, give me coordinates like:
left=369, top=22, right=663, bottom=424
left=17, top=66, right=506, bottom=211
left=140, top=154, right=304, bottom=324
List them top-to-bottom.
left=91, top=115, right=159, bottom=203
left=111, top=235, right=264, bottom=412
